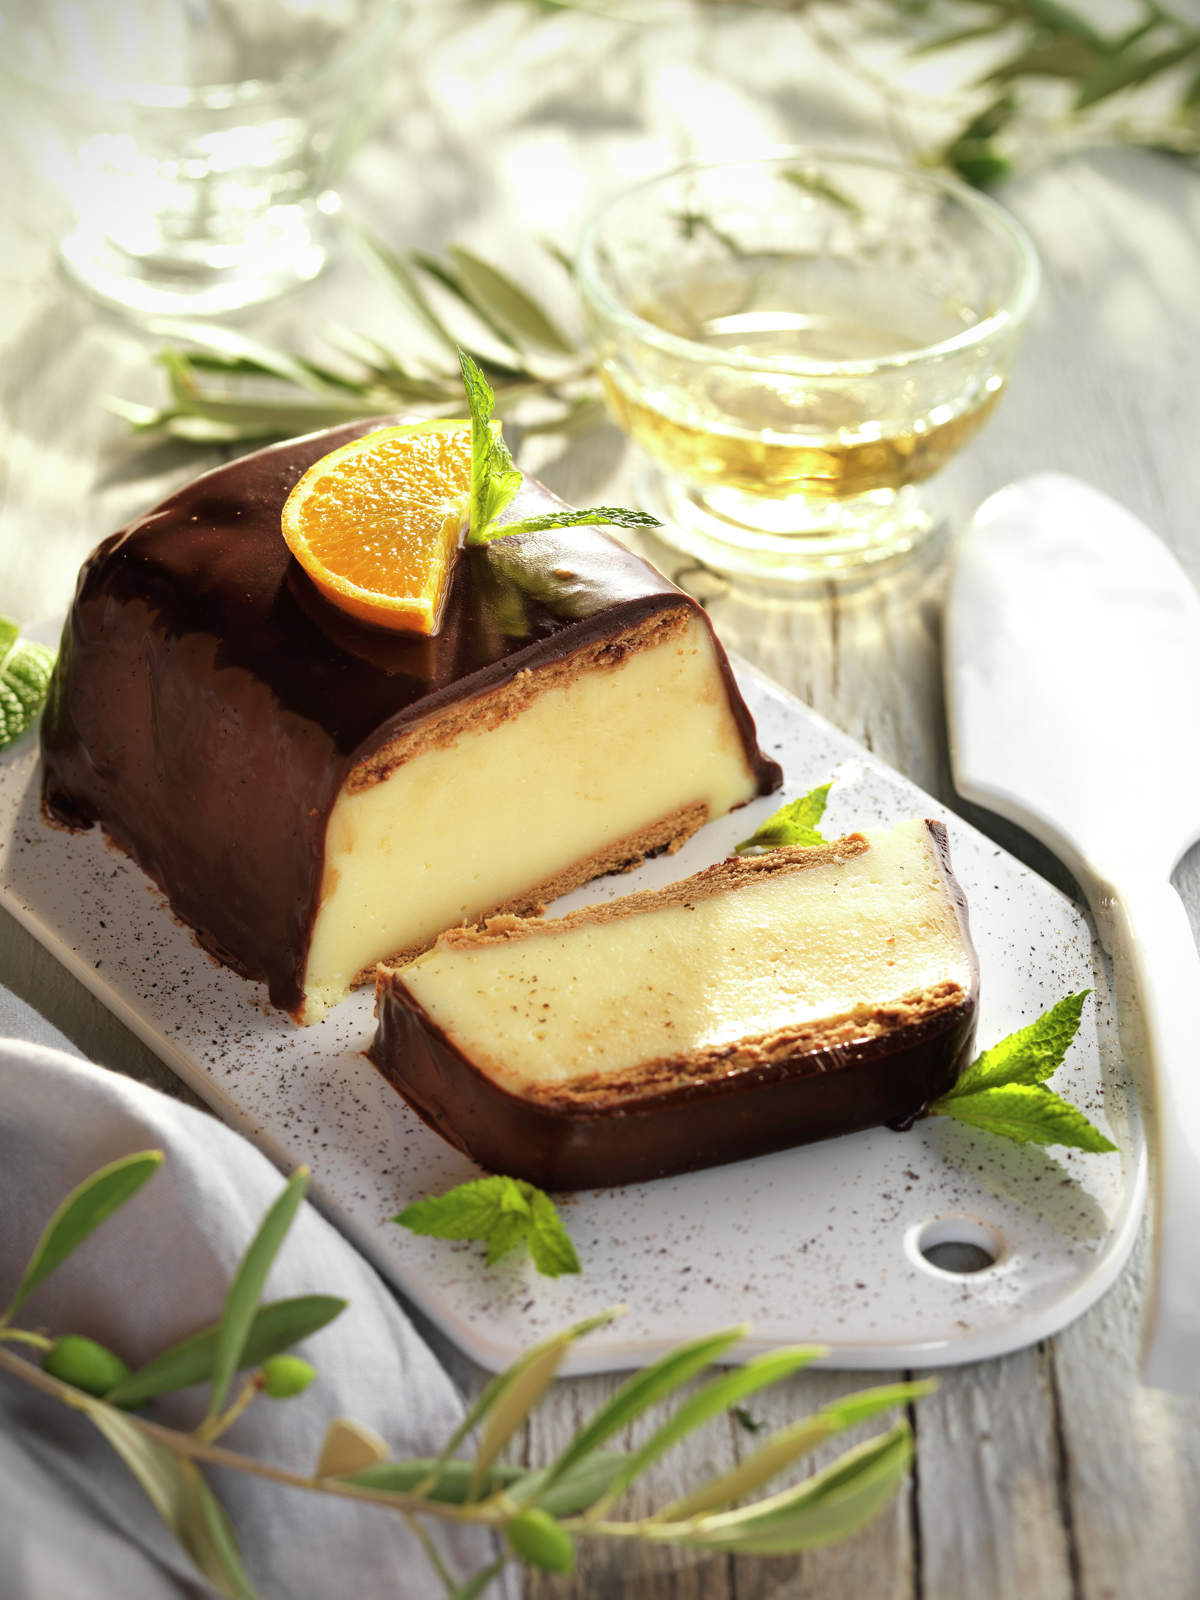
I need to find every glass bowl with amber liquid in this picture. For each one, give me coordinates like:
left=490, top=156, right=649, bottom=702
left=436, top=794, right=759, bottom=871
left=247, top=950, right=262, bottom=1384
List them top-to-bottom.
left=578, top=151, right=1039, bottom=580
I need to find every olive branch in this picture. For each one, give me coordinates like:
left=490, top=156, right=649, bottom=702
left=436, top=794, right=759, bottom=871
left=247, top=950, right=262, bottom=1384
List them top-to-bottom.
left=807, top=0, right=1200, bottom=185
left=108, top=233, right=602, bottom=450
left=0, top=1151, right=929, bottom=1597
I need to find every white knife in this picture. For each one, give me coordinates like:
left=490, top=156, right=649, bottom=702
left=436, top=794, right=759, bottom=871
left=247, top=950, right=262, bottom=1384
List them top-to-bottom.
left=945, top=472, right=1200, bottom=1391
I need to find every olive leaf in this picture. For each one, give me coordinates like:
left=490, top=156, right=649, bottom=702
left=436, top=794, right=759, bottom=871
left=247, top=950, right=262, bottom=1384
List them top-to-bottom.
left=1020, top=0, right=1108, bottom=51
left=911, top=21, right=1003, bottom=55
left=983, top=36, right=1102, bottom=85
left=1076, top=39, right=1200, bottom=110
left=780, top=169, right=863, bottom=217
left=353, top=223, right=463, bottom=355
left=446, top=245, right=577, bottom=357
left=412, top=249, right=569, bottom=370
left=412, top=250, right=522, bottom=357
left=151, top=320, right=351, bottom=396
left=158, top=350, right=370, bottom=435
left=0, top=1150, right=163, bottom=1326
left=205, top=1167, right=309, bottom=1423
left=106, top=1295, right=346, bottom=1409
left=419, top=1309, right=617, bottom=1499
left=469, top=1312, right=617, bottom=1496
left=531, top=1326, right=747, bottom=1502
left=580, top=1344, right=825, bottom=1518
left=656, top=1380, right=934, bottom=1522
left=82, top=1399, right=260, bottom=1599
left=316, top=1417, right=389, bottom=1477
left=681, top=1422, right=913, bottom=1554
left=343, top=1449, right=636, bottom=1517
left=521, top=1451, right=635, bottom=1517
left=341, top=1457, right=526, bottom=1502
left=446, top=1555, right=509, bottom=1600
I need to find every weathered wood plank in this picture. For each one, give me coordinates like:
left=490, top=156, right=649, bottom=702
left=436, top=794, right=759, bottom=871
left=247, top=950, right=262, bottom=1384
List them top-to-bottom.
left=1055, top=1228, right=1200, bottom=1600
left=916, top=1349, right=1075, bottom=1600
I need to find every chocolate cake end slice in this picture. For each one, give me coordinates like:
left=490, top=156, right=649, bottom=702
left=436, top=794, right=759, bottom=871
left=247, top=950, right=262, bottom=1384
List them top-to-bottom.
left=40, top=416, right=781, bottom=1023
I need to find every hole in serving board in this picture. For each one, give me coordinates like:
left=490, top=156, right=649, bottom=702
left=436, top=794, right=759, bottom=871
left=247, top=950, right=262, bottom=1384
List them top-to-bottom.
left=907, top=1217, right=1003, bottom=1277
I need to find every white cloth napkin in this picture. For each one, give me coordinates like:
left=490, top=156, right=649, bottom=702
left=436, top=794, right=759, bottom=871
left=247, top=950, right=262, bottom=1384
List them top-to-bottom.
left=0, top=994, right=519, bottom=1599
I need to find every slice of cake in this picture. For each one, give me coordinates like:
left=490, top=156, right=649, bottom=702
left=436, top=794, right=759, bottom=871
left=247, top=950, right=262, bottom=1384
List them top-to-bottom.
left=40, top=419, right=780, bottom=1022
left=370, top=819, right=978, bottom=1188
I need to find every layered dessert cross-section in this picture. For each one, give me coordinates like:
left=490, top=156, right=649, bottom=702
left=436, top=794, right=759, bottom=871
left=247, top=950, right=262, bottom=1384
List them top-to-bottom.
left=41, top=420, right=780, bottom=1022
left=371, top=819, right=979, bottom=1188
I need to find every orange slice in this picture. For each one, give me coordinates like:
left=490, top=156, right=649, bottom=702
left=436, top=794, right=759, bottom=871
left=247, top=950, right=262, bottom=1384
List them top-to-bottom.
left=281, top=420, right=474, bottom=635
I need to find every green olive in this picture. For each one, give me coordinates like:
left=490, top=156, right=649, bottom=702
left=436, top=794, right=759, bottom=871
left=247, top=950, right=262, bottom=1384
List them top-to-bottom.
left=42, top=1335, right=131, bottom=1397
left=260, top=1354, right=316, bottom=1399
left=505, top=1508, right=575, bottom=1573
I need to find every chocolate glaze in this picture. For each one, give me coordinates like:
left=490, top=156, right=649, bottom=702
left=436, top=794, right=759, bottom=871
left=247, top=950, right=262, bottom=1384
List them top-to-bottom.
left=40, top=418, right=780, bottom=1014
left=368, top=821, right=980, bottom=1190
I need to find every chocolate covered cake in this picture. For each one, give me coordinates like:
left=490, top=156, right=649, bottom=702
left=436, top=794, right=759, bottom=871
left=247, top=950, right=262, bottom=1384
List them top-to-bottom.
left=41, top=420, right=780, bottom=1021
left=370, top=819, right=978, bottom=1188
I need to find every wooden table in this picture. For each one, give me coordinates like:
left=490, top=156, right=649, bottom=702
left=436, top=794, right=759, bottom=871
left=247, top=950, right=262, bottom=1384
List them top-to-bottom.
left=3, top=5, right=1199, bottom=1596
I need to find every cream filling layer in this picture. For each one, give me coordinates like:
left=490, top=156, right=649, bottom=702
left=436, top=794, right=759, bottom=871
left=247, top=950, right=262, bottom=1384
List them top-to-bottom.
left=301, top=616, right=758, bottom=1021
left=402, top=821, right=972, bottom=1090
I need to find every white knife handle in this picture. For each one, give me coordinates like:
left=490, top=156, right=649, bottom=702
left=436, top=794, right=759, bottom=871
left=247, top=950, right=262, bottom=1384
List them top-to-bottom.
left=1103, top=873, right=1200, bottom=1391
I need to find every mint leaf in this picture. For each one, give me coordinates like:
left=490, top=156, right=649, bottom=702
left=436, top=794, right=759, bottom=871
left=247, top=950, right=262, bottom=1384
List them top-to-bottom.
left=458, top=349, right=522, bottom=540
left=494, top=507, right=661, bottom=541
left=0, top=616, right=55, bottom=751
left=736, top=782, right=832, bottom=854
left=943, top=990, right=1091, bottom=1099
left=931, top=1083, right=1117, bottom=1153
left=394, top=1175, right=581, bottom=1278
left=396, top=1176, right=521, bottom=1240
left=526, top=1189, right=581, bottom=1278
left=486, top=1210, right=530, bottom=1267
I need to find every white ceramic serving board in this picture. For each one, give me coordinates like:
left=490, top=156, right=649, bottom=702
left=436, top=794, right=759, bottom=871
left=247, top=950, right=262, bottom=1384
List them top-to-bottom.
left=0, top=655, right=1145, bottom=1375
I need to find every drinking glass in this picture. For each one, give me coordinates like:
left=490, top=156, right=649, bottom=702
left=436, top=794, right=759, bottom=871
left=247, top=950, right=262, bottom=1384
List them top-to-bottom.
left=4, top=0, right=405, bottom=317
left=578, top=150, right=1039, bottom=580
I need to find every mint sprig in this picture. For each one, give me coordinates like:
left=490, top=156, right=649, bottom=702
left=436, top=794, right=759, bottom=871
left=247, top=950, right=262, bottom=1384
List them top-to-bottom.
left=457, top=348, right=523, bottom=535
left=458, top=349, right=659, bottom=545
left=0, top=617, right=55, bottom=751
left=735, top=781, right=832, bottom=854
left=931, top=991, right=1117, bottom=1154
left=394, top=1175, right=581, bottom=1278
